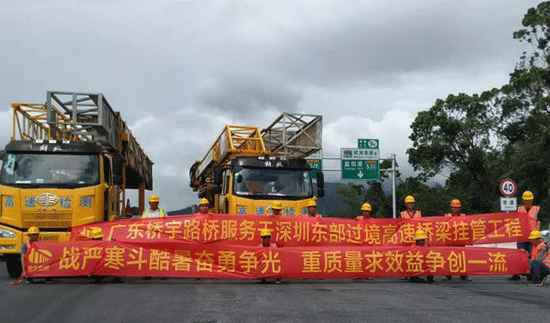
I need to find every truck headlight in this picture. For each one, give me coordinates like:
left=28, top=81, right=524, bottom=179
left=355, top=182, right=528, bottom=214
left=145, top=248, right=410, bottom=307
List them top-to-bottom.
left=0, top=228, right=16, bottom=238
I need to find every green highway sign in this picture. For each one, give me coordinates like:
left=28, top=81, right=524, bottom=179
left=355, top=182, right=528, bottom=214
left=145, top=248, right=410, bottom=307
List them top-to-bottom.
left=358, top=138, right=379, bottom=149
left=341, top=142, right=380, bottom=180
left=306, top=151, right=323, bottom=180
left=307, top=158, right=322, bottom=179
left=341, top=159, right=379, bottom=180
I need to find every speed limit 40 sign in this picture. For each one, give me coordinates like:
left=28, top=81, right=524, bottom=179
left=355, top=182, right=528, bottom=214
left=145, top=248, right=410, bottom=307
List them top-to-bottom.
left=500, top=178, right=517, bottom=197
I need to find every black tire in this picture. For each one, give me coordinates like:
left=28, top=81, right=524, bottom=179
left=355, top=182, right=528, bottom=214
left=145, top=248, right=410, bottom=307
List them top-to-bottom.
left=6, top=255, right=22, bottom=278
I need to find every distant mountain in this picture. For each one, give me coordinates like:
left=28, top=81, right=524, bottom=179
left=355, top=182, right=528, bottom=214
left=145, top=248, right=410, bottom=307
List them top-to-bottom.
left=316, top=182, right=347, bottom=216
left=167, top=206, right=194, bottom=215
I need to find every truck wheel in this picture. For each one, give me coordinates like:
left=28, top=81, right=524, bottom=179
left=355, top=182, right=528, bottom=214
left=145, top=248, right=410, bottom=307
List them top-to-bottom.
left=6, top=255, right=22, bottom=278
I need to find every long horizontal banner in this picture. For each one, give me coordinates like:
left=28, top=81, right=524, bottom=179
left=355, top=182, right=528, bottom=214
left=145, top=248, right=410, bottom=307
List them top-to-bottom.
left=70, top=212, right=530, bottom=247
left=26, top=241, right=529, bottom=279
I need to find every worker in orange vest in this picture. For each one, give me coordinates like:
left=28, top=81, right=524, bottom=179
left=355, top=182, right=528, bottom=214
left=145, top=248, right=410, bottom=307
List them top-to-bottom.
left=510, top=190, right=542, bottom=281
left=401, top=195, right=421, bottom=218
left=198, top=198, right=212, bottom=215
left=125, top=199, right=132, bottom=218
left=443, top=199, right=471, bottom=282
left=445, top=199, right=465, bottom=217
left=305, top=200, right=322, bottom=218
left=270, top=201, right=284, bottom=216
left=353, top=203, right=374, bottom=281
left=356, top=203, right=373, bottom=220
left=20, top=227, right=53, bottom=284
left=21, top=227, right=40, bottom=284
left=259, top=229, right=281, bottom=284
left=409, top=229, right=435, bottom=283
left=526, top=230, right=550, bottom=287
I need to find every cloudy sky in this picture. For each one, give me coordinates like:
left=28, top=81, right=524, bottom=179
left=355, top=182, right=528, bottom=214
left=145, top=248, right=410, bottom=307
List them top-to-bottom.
left=0, top=0, right=541, bottom=211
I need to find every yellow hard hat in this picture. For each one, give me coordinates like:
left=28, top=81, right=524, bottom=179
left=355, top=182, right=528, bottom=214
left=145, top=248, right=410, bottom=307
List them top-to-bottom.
left=522, top=191, right=534, bottom=200
left=149, top=194, right=160, bottom=203
left=404, top=195, right=415, bottom=203
left=199, top=198, right=210, bottom=206
left=450, top=199, right=461, bottom=207
left=307, top=200, right=317, bottom=207
left=272, top=201, right=283, bottom=210
left=361, top=203, right=372, bottom=211
left=28, top=226, right=40, bottom=234
left=90, top=227, right=103, bottom=239
left=260, top=229, right=271, bottom=237
left=414, top=229, right=427, bottom=240
left=528, top=230, right=542, bottom=240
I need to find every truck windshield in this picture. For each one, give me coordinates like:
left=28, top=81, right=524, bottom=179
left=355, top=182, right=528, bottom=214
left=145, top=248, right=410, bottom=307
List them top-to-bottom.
left=1, top=153, right=100, bottom=187
left=233, top=167, right=313, bottom=198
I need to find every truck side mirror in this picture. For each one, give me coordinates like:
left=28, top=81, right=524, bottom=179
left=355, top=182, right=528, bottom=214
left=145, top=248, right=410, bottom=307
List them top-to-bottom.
left=112, top=156, right=124, bottom=185
left=112, top=156, right=124, bottom=176
left=213, top=169, right=223, bottom=194
left=214, top=169, right=223, bottom=185
left=316, top=171, right=324, bottom=188
left=316, top=171, right=324, bottom=197
left=114, top=174, right=123, bottom=186
left=235, top=174, right=243, bottom=183
left=317, top=187, right=325, bottom=198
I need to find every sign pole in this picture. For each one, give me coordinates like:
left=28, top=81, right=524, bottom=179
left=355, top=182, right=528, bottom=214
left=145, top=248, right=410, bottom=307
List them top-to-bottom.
left=392, top=154, right=397, bottom=219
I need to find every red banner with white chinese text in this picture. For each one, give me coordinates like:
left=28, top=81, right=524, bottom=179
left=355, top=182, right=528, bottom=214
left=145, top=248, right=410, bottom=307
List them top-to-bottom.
left=70, top=212, right=530, bottom=247
left=25, top=240, right=529, bottom=279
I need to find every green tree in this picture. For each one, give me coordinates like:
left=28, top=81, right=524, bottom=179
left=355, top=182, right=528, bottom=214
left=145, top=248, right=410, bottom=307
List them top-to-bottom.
left=498, top=1, right=550, bottom=222
left=406, top=93, right=500, bottom=212
left=333, top=183, right=363, bottom=218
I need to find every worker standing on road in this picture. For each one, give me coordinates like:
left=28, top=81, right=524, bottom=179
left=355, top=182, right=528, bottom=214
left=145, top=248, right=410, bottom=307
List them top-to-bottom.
left=509, top=190, right=542, bottom=281
left=142, top=194, right=167, bottom=218
left=401, top=195, right=421, bottom=218
left=198, top=198, right=211, bottom=214
left=125, top=199, right=132, bottom=218
left=443, top=199, right=471, bottom=281
left=445, top=199, right=465, bottom=217
left=305, top=200, right=322, bottom=218
left=270, top=201, right=284, bottom=216
left=354, top=203, right=374, bottom=281
left=356, top=203, right=374, bottom=223
left=21, top=227, right=52, bottom=284
left=21, top=227, right=40, bottom=284
left=259, top=229, right=281, bottom=284
left=408, top=230, right=435, bottom=283
left=526, top=230, right=550, bottom=287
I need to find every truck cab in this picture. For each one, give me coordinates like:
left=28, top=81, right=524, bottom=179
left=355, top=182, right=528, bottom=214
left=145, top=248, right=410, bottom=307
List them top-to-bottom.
left=0, top=140, right=122, bottom=277
left=220, top=156, right=322, bottom=215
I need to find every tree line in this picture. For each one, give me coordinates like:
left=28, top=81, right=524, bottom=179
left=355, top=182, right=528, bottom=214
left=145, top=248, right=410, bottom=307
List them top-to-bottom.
left=331, top=2, right=550, bottom=224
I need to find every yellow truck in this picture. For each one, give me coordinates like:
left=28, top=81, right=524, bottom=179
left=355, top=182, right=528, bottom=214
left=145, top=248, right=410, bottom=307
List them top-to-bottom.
left=0, top=91, right=153, bottom=277
left=189, top=113, right=323, bottom=215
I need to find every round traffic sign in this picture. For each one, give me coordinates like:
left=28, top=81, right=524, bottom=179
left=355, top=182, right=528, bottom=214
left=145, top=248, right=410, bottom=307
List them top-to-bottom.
left=499, top=178, right=517, bottom=197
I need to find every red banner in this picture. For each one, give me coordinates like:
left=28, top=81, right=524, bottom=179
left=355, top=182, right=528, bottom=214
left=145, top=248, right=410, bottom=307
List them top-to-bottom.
left=70, top=212, right=530, bottom=247
left=25, top=240, right=529, bottom=279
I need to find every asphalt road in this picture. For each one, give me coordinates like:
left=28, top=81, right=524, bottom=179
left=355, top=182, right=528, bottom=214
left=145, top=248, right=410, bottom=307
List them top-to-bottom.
left=1, top=262, right=549, bottom=323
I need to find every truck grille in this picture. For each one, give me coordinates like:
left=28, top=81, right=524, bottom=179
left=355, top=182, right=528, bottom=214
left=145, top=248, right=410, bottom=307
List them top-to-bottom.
left=22, top=212, right=72, bottom=229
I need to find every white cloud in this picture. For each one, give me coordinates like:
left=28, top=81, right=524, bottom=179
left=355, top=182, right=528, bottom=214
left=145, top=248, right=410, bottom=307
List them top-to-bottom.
left=0, top=0, right=541, bottom=211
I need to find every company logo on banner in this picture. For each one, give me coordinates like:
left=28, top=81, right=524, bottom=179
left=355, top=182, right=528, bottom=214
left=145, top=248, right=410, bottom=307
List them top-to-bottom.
left=27, top=248, right=53, bottom=272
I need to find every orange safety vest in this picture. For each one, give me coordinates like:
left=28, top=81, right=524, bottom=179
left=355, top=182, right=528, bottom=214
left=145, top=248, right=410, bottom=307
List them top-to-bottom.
left=517, top=205, right=540, bottom=230
left=400, top=210, right=421, bottom=219
left=444, top=213, right=465, bottom=217
left=306, top=214, right=323, bottom=218
left=357, top=216, right=373, bottom=220
left=259, top=242, right=277, bottom=247
left=531, top=242, right=550, bottom=267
